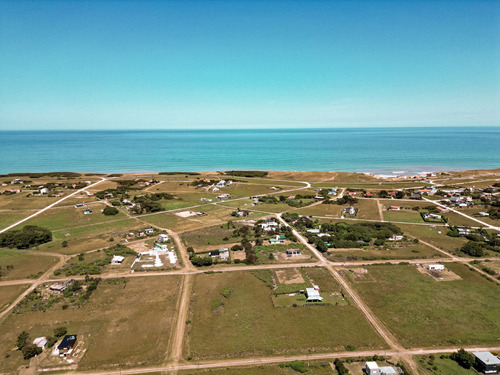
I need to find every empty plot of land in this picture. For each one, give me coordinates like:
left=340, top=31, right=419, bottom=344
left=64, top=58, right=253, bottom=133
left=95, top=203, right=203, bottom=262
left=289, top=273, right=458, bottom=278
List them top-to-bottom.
left=397, top=224, right=467, bottom=253
left=0, top=249, right=59, bottom=280
left=347, top=263, right=500, bottom=348
left=184, top=270, right=387, bottom=360
left=0, top=284, right=29, bottom=312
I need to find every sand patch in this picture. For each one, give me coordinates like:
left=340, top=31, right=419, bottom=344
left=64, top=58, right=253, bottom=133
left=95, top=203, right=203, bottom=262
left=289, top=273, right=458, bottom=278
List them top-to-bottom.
left=275, top=268, right=305, bottom=284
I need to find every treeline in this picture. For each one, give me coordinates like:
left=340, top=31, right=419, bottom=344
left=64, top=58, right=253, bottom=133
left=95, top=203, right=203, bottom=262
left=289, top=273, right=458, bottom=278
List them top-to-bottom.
left=223, top=170, right=268, bottom=178
left=159, top=171, right=200, bottom=175
left=0, top=172, right=80, bottom=178
left=0, top=225, right=52, bottom=249
left=448, top=227, right=500, bottom=257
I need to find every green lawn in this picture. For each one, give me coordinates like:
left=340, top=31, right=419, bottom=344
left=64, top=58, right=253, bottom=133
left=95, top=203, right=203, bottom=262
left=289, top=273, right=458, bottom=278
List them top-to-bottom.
left=397, top=224, right=467, bottom=253
left=347, top=263, right=500, bottom=348
left=184, top=270, right=387, bottom=360
left=416, top=354, right=477, bottom=375
left=178, top=362, right=333, bottom=375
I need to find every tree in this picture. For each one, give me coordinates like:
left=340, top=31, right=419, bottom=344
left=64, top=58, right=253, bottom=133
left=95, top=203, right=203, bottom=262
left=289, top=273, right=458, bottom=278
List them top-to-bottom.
left=378, top=190, right=388, bottom=198
left=103, top=206, right=119, bottom=216
left=0, top=225, right=52, bottom=249
left=316, top=240, right=328, bottom=253
left=460, top=241, right=485, bottom=257
left=54, top=326, right=67, bottom=338
left=17, top=331, right=30, bottom=350
left=22, top=344, right=42, bottom=360
left=450, top=348, right=475, bottom=369
left=334, top=358, right=349, bottom=374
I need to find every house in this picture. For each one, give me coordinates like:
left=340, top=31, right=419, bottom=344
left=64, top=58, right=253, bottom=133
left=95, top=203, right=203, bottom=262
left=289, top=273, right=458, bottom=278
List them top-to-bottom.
left=216, top=180, right=226, bottom=188
left=40, top=187, right=49, bottom=195
left=411, top=192, right=422, bottom=199
left=217, top=194, right=230, bottom=200
left=200, top=198, right=212, bottom=202
left=75, top=203, right=86, bottom=208
left=342, top=206, right=356, bottom=215
left=389, top=206, right=402, bottom=211
left=83, top=209, right=93, bottom=215
left=478, top=212, right=490, bottom=217
left=424, top=213, right=442, bottom=221
left=259, top=220, right=279, bottom=232
left=145, top=228, right=154, bottom=234
left=457, top=228, right=471, bottom=236
left=306, top=229, right=320, bottom=234
left=158, top=233, right=169, bottom=242
left=269, top=235, right=286, bottom=244
left=388, top=235, right=404, bottom=241
left=209, top=248, right=229, bottom=261
left=286, top=249, right=301, bottom=257
left=111, top=255, right=125, bottom=265
left=428, top=264, right=445, bottom=271
left=49, top=283, right=67, bottom=293
left=305, top=287, right=323, bottom=302
left=57, top=335, right=78, bottom=356
left=33, top=337, right=48, bottom=349
left=473, top=352, right=500, bottom=374
left=365, top=362, right=401, bottom=375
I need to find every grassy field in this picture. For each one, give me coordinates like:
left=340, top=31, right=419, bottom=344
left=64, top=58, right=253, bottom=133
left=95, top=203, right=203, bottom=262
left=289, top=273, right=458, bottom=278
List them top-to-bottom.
left=0, top=195, right=60, bottom=210
left=354, top=199, right=381, bottom=220
left=293, top=203, right=345, bottom=217
left=24, top=204, right=129, bottom=231
left=0, top=210, right=35, bottom=230
left=383, top=210, right=425, bottom=223
left=443, top=212, right=480, bottom=227
left=38, top=218, right=139, bottom=255
left=181, top=224, right=244, bottom=249
left=396, top=224, right=467, bottom=253
left=326, top=242, right=444, bottom=262
left=0, top=250, right=59, bottom=280
left=347, top=263, right=500, bottom=348
left=184, top=270, right=387, bottom=360
left=0, top=275, right=181, bottom=373
left=0, top=284, right=29, bottom=312
left=416, top=354, right=477, bottom=375
left=178, top=362, right=333, bottom=375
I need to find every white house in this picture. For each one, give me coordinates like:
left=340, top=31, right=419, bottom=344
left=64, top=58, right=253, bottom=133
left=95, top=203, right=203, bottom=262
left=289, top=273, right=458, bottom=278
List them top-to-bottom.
left=40, top=187, right=49, bottom=195
left=342, top=206, right=356, bottom=215
left=478, top=212, right=490, bottom=217
left=424, top=213, right=442, bottom=220
left=158, top=234, right=169, bottom=242
left=388, top=235, right=404, bottom=241
left=111, top=255, right=125, bottom=265
left=428, top=264, right=445, bottom=271
left=305, top=288, right=323, bottom=302
left=33, top=337, right=48, bottom=349
left=365, top=362, right=399, bottom=375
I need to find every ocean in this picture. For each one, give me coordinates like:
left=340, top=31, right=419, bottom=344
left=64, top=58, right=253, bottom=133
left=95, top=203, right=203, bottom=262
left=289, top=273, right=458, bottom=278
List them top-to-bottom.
left=0, top=127, right=499, bottom=175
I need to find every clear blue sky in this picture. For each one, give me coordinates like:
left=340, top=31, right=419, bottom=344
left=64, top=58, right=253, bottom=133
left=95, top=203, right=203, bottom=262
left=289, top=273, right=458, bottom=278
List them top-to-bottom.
left=0, top=0, right=499, bottom=130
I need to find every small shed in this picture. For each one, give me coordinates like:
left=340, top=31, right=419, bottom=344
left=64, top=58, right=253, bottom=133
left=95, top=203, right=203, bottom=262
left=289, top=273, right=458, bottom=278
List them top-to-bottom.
left=158, top=234, right=169, bottom=242
left=111, top=255, right=125, bottom=265
left=428, top=264, right=444, bottom=271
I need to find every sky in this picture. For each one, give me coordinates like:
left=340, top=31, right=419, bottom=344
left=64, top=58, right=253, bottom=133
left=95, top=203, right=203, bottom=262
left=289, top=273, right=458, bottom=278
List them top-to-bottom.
left=0, top=0, right=499, bottom=130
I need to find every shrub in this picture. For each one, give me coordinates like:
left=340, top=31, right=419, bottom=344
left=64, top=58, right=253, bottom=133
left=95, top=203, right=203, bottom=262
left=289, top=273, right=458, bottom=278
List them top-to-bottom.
left=103, top=206, right=119, bottom=216
left=54, top=326, right=67, bottom=338
left=450, top=348, right=475, bottom=369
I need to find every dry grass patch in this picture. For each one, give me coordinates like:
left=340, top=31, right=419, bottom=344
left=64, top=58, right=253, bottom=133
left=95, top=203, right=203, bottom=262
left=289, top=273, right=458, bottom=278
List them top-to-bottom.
left=0, top=249, right=59, bottom=280
left=185, top=270, right=386, bottom=360
left=0, top=284, right=29, bottom=312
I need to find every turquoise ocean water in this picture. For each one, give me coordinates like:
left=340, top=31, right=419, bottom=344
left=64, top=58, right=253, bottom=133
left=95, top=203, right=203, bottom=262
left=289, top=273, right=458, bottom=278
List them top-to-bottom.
left=0, top=127, right=499, bottom=174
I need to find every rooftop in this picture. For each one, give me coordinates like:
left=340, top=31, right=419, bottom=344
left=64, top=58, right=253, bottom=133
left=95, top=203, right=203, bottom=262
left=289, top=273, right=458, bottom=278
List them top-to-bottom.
left=473, top=352, right=500, bottom=365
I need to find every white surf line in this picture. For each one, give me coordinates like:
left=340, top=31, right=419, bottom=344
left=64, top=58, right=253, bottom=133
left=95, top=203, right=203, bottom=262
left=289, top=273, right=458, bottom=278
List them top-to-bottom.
left=0, top=178, right=107, bottom=234
left=422, top=197, right=500, bottom=232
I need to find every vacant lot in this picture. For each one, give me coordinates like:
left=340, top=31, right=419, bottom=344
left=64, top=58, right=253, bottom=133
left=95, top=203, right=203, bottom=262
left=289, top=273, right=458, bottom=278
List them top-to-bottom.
left=24, top=204, right=128, bottom=231
left=0, top=210, right=37, bottom=230
left=383, top=210, right=424, bottom=223
left=443, top=212, right=479, bottom=227
left=37, top=218, right=139, bottom=255
left=181, top=224, right=245, bottom=249
left=397, top=224, right=467, bottom=253
left=326, top=242, right=444, bottom=262
left=0, top=250, right=59, bottom=280
left=347, top=263, right=500, bottom=348
left=184, top=270, right=386, bottom=360
left=0, top=275, right=181, bottom=373
left=0, top=284, right=29, bottom=312
left=178, top=362, right=333, bottom=375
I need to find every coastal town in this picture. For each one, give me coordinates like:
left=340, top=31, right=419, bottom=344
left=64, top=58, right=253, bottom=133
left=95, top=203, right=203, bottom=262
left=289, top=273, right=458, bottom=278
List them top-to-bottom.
left=0, top=169, right=499, bottom=375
